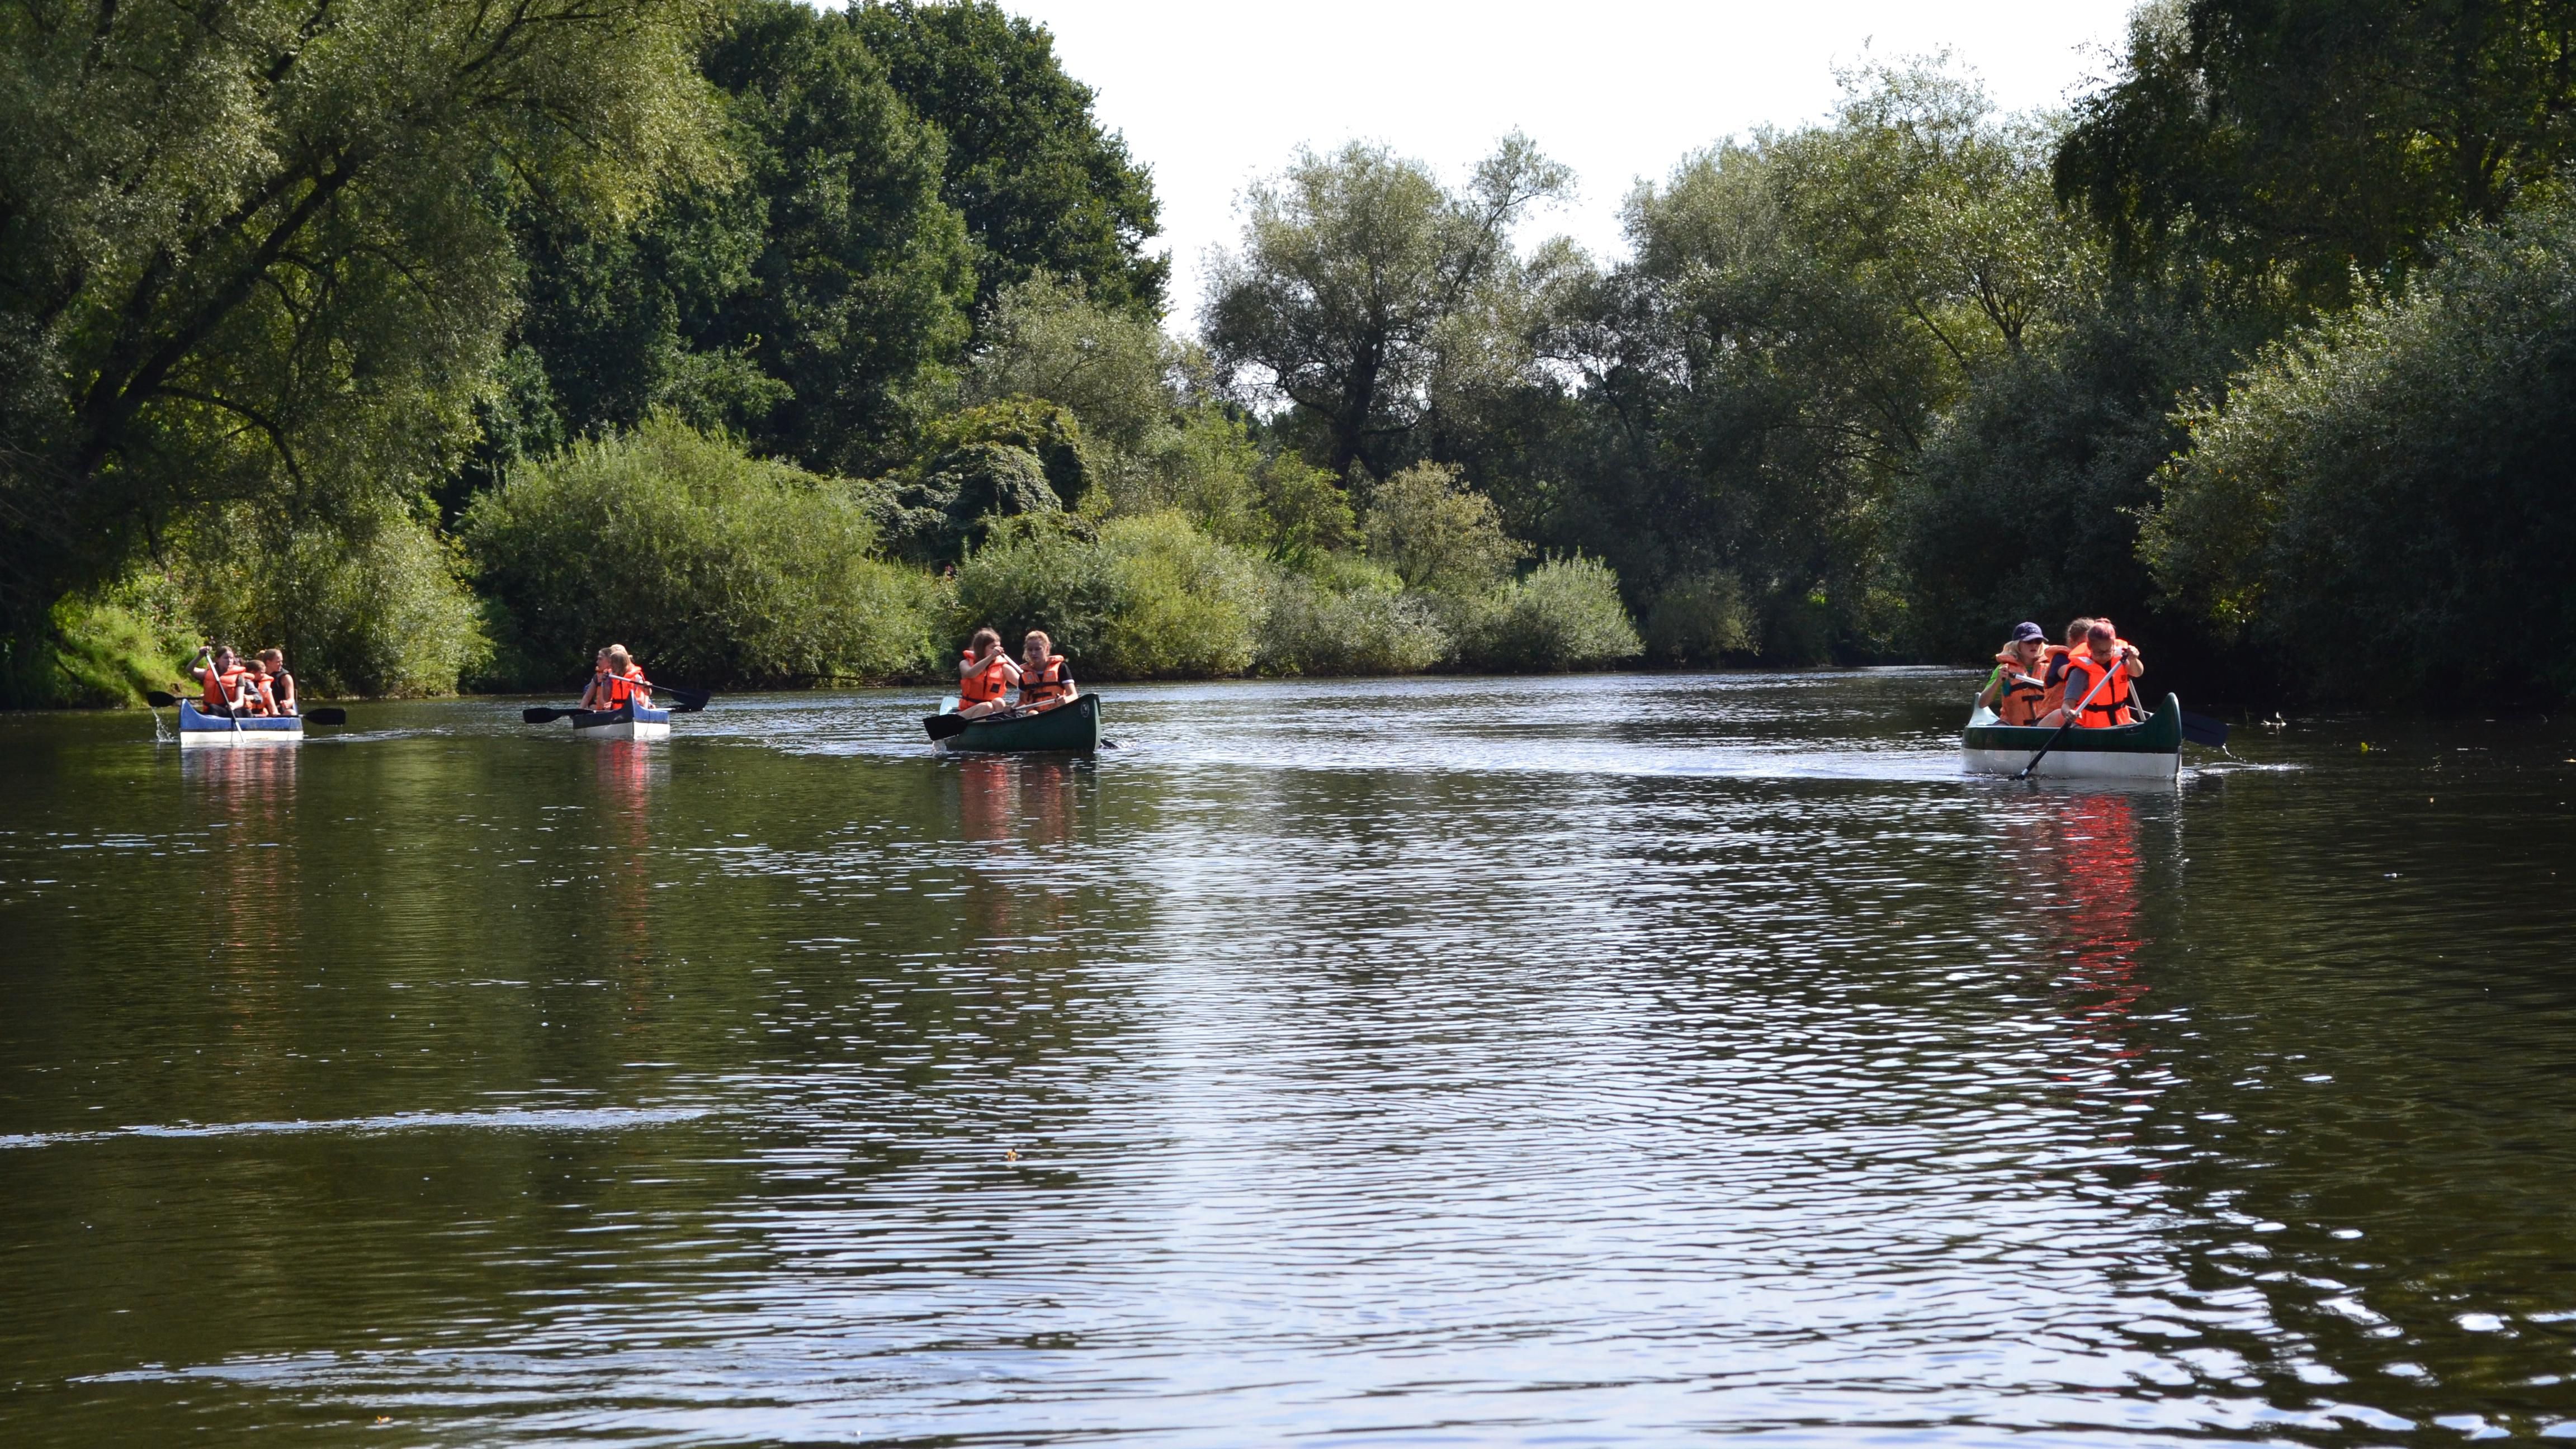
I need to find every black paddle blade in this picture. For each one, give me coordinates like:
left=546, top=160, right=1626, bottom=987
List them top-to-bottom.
left=661, top=685, right=712, bottom=713
left=145, top=689, right=181, bottom=708
left=302, top=707, right=347, bottom=726
left=522, top=707, right=568, bottom=724
left=2180, top=711, right=2229, bottom=748
left=924, top=712, right=969, bottom=741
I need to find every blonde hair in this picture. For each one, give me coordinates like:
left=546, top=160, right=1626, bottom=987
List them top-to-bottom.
left=2064, top=617, right=2097, bottom=645
left=1023, top=629, right=1052, bottom=651
left=605, top=644, right=632, bottom=670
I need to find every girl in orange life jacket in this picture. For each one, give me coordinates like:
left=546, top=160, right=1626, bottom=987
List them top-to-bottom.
left=2054, top=619, right=2144, bottom=728
left=1976, top=621, right=2050, bottom=726
left=956, top=627, right=1019, bottom=719
left=1016, top=629, right=1076, bottom=711
left=596, top=644, right=650, bottom=711
left=190, top=645, right=248, bottom=716
left=258, top=648, right=297, bottom=716
left=579, top=648, right=613, bottom=711
left=237, top=657, right=278, bottom=715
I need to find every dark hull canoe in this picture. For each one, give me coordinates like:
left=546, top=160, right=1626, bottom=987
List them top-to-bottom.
left=1962, top=692, right=2183, bottom=781
left=935, top=693, right=1102, bottom=754
left=570, top=703, right=671, bottom=739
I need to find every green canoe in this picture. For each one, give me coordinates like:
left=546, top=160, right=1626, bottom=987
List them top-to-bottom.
left=1963, top=692, right=2183, bottom=781
left=930, top=693, right=1102, bottom=754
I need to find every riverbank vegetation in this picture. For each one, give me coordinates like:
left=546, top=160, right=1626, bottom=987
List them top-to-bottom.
left=6, top=0, right=2570, bottom=707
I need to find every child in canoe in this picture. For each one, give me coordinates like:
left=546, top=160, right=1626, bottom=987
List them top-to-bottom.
left=1975, top=622, right=2049, bottom=726
left=957, top=628, right=1018, bottom=719
left=1016, top=630, right=1075, bottom=712
left=580, top=645, right=651, bottom=712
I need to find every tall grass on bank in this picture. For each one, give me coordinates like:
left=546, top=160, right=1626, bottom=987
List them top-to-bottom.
left=462, top=416, right=943, bottom=689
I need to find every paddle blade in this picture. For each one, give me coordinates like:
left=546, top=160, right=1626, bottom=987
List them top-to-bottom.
left=661, top=685, right=711, bottom=712
left=145, top=690, right=181, bottom=708
left=302, top=707, right=347, bottom=726
left=522, top=707, right=566, bottom=725
left=2180, top=711, right=2229, bottom=748
left=924, top=712, right=970, bottom=741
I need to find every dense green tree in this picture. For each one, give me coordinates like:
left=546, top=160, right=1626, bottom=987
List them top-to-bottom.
left=0, top=0, right=719, bottom=700
left=852, top=0, right=1165, bottom=315
left=2058, top=0, right=2576, bottom=301
left=1203, top=136, right=1574, bottom=484
left=2142, top=191, right=2576, bottom=704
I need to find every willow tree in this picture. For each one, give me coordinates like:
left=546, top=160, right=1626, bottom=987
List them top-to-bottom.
left=0, top=0, right=720, bottom=700
left=1201, top=135, right=1573, bottom=484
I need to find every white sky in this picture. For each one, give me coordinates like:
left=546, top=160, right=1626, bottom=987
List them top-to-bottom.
left=1008, top=0, right=2143, bottom=320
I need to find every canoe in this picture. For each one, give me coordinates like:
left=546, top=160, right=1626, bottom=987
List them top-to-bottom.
left=1963, top=691, right=2184, bottom=782
left=932, top=693, right=1101, bottom=753
left=178, top=699, right=304, bottom=747
left=569, top=702, right=671, bottom=740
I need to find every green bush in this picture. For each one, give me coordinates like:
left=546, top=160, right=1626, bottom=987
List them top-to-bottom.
left=2143, top=192, right=2576, bottom=703
left=461, top=415, right=942, bottom=689
left=1363, top=462, right=1526, bottom=593
left=186, top=508, right=488, bottom=698
left=953, top=512, right=1265, bottom=678
left=1455, top=555, right=1642, bottom=671
left=1258, top=570, right=1449, bottom=675
left=1643, top=571, right=1755, bottom=664
left=43, top=572, right=200, bottom=707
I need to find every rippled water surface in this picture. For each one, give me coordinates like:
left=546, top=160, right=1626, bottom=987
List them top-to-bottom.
left=5, top=671, right=2575, bottom=1446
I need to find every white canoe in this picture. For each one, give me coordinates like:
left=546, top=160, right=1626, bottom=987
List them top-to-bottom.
left=1962, top=693, right=2183, bottom=782
left=178, top=699, right=304, bottom=747
left=570, top=702, right=671, bottom=740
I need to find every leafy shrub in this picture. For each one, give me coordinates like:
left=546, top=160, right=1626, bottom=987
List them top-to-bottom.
left=2143, top=193, right=2576, bottom=703
left=918, top=396, right=1090, bottom=506
left=1100, top=409, right=1267, bottom=546
left=462, top=415, right=942, bottom=689
left=1363, top=462, right=1525, bottom=592
left=186, top=508, right=488, bottom=697
left=953, top=512, right=1265, bottom=678
left=1454, top=555, right=1642, bottom=670
left=42, top=571, right=199, bottom=707
left=1258, top=571, right=1449, bottom=675
left=1644, top=571, right=1755, bottom=663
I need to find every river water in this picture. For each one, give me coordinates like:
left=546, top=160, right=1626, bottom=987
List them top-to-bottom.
left=3, top=670, right=2574, bottom=1446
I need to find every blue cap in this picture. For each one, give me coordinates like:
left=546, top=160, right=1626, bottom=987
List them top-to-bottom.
left=2010, top=621, right=2045, bottom=644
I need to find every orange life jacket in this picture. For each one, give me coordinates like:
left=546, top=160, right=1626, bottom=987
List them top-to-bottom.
left=2060, top=650, right=2135, bottom=728
left=959, top=651, right=1012, bottom=705
left=1019, top=654, right=1069, bottom=707
left=1991, top=655, right=2046, bottom=726
left=197, top=665, right=244, bottom=714
left=601, top=667, right=647, bottom=710
left=240, top=673, right=276, bottom=715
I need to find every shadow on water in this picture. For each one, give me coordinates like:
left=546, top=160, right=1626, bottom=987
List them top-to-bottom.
left=1, top=672, right=2574, bottom=1445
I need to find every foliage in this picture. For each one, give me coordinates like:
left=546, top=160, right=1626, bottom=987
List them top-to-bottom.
left=0, top=0, right=720, bottom=704
left=2057, top=0, right=2576, bottom=302
left=851, top=1, right=1166, bottom=315
left=1203, top=136, right=1575, bottom=481
left=2141, top=193, right=2576, bottom=703
left=965, top=274, right=1178, bottom=449
left=919, top=396, right=1091, bottom=505
left=462, top=416, right=940, bottom=689
left=1363, top=462, right=1526, bottom=594
left=186, top=510, right=489, bottom=699
left=952, top=513, right=1265, bottom=678
left=1454, top=556, right=1643, bottom=671
left=1258, top=571, right=1449, bottom=676
left=1643, top=572, right=1756, bottom=664
left=41, top=574, right=200, bottom=709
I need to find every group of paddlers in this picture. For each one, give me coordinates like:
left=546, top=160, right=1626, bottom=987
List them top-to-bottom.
left=1975, top=617, right=2145, bottom=728
left=955, top=628, right=1077, bottom=721
left=579, top=644, right=654, bottom=712
left=187, top=645, right=301, bottom=717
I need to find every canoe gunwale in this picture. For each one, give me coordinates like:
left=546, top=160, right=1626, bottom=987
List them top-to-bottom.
left=1961, top=692, right=2184, bottom=780
left=937, top=693, right=1101, bottom=754
left=177, top=699, right=304, bottom=746
left=571, top=702, right=672, bottom=739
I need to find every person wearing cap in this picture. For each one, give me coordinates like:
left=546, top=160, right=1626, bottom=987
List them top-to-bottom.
left=2047, top=619, right=2144, bottom=728
left=1977, top=622, right=2051, bottom=726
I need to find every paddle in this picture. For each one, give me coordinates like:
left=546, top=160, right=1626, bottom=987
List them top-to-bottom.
left=2015, top=656, right=2122, bottom=781
left=637, top=679, right=711, bottom=712
left=522, top=706, right=581, bottom=724
left=2179, top=711, right=2229, bottom=749
left=924, top=712, right=971, bottom=741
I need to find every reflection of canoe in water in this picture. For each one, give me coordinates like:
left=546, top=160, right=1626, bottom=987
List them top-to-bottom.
left=1963, top=692, right=2183, bottom=782
left=931, top=693, right=1102, bottom=754
left=178, top=699, right=304, bottom=747
left=570, top=702, right=671, bottom=740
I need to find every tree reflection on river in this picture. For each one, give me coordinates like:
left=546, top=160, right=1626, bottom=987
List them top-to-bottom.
left=2, top=671, right=2573, bottom=1446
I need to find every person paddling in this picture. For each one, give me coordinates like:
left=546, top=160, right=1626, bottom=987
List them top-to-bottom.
left=2053, top=619, right=2143, bottom=728
left=1976, top=622, right=2049, bottom=726
left=957, top=628, right=1018, bottom=720
left=1015, top=630, right=1075, bottom=713
left=189, top=645, right=247, bottom=717
left=594, top=645, right=650, bottom=712
left=258, top=648, right=299, bottom=717
left=237, top=656, right=279, bottom=716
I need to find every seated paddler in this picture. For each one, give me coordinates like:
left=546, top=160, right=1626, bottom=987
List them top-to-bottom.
left=2044, top=619, right=2143, bottom=728
left=1975, top=621, right=2049, bottom=726
left=957, top=628, right=1018, bottom=719
left=1015, top=630, right=1075, bottom=712
left=585, top=644, right=650, bottom=713
left=189, top=645, right=248, bottom=716
left=258, top=648, right=299, bottom=717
